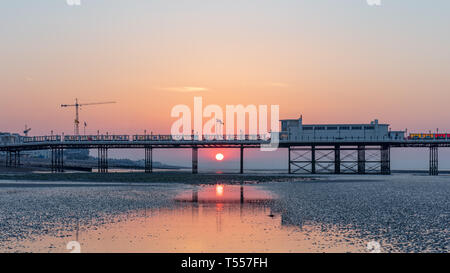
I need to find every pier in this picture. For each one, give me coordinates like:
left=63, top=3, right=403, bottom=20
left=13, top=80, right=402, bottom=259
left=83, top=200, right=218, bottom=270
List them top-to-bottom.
left=1, top=135, right=449, bottom=176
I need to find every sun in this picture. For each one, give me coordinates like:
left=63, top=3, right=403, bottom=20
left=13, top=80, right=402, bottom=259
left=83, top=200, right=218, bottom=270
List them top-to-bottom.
left=215, top=153, right=224, bottom=161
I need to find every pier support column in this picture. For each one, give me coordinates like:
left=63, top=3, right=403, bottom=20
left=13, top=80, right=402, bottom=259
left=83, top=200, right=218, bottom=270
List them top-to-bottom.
left=240, top=145, right=244, bottom=174
left=334, top=145, right=341, bottom=174
left=358, top=145, right=366, bottom=174
left=381, top=145, right=391, bottom=175
left=429, top=145, right=438, bottom=176
left=98, top=146, right=108, bottom=173
left=145, top=146, right=153, bottom=173
left=288, top=146, right=291, bottom=174
left=311, top=146, right=316, bottom=174
left=192, top=147, right=198, bottom=174
left=51, top=148, right=64, bottom=173
left=51, top=148, right=54, bottom=172
left=59, top=148, right=63, bottom=172
left=6, top=151, right=14, bottom=168
left=8, top=151, right=21, bottom=168
left=10, top=151, right=17, bottom=168
left=12, top=151, right=18, bottom=168
left=240, top=185, right=244, bottom=204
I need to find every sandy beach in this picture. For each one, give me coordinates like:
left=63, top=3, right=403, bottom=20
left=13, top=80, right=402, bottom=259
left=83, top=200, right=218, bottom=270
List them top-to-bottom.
left=0, top=173, right=448, bottom=253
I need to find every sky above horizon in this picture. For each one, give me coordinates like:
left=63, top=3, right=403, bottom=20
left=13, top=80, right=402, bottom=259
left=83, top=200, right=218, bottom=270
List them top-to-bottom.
left=1, top=1, right=450, bottom=169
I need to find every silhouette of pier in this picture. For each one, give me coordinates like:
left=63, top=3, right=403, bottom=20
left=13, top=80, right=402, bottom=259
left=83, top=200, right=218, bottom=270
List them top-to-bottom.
left=1, top=134, right=449, bottom=176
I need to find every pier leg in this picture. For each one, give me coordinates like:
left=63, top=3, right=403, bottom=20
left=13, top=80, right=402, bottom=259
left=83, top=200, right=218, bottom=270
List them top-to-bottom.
left=334, top=145, right=340, bottom=174
left=358, top=145, right=366, bottom=174
left=381, top=145, right=391, bottom=175
left=429, top=145, right=438, bottom=176
left=240, top=146, right=244, bottom=174
left=288, top=146, right=291, bottom=174
left=311, top=146, right=316, bottom=174
left=98, top=147, right=108, bottom=173
left=99, top=147, right=102, bottom=173
left=101, top=147, right=105, bottom=173
left=101, top=147, right=104, bottom=173
left=102, top=147, right=106, bottom=173
left=105, top=147, right=108, bottom=173
left=145, top=147, right=153, bottom=173
left=192, top=147, right=198, bottom=174
left=51, top=148, right=55, bottom=173
left=51, top=148, right=64, bottom=173
left=55, top=148, right=57, bottom=172
left=58, top=148, right=61, bottom=172
left=59, top=148, right=64, bottom=172
left=97, top=148, right=100, bottom=172
left=99, top=148, right=102, bottom=173
left=55, top=149, right=59, bottom=172
left=56, top=149, right=60, bottom=172
left=5, top=151, right=20, bottom=168
left=240, top=185, right=244, bottom=204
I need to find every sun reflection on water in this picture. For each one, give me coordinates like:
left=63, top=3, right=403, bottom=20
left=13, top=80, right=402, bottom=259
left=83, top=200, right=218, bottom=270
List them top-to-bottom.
left=215, top=184, right=224, bottom=196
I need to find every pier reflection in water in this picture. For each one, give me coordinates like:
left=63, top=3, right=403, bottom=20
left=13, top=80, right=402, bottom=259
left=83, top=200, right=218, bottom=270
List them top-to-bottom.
left=12, top=185, right=364, bottom=253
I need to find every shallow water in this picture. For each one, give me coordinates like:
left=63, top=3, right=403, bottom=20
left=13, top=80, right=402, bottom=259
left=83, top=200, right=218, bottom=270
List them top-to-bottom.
left=0, top=174, right=448, bottom=253
left=174, top=184, right=275, bottom=203
left=4, top=186, right=363, bottom=253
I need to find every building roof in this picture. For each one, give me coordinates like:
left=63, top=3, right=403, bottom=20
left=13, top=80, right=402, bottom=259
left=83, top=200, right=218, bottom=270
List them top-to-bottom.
left=280, top=118, right=389, bottom=126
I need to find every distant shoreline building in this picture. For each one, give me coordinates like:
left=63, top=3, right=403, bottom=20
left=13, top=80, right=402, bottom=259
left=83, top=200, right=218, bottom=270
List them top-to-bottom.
left=280, top=116, right=404, bottom=141
left=0, top=132, right=22, bottom=145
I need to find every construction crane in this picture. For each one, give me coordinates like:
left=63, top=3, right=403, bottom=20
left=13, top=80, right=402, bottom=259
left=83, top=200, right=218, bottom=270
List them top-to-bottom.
left=61, top=98, right=115, bottom=135
left=23, top=125, right=31, bottom=136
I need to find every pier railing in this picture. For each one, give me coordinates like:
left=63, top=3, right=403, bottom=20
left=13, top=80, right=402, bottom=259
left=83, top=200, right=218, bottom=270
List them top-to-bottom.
left=16, top=134, right=450, bottom=144
left=20, top=134, right=274, bottom=143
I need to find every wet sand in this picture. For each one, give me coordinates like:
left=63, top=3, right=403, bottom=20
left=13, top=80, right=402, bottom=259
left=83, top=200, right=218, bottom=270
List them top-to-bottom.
left=0, top=172, right=310, bottom=184
left=0, top=174, right=448, bottom=253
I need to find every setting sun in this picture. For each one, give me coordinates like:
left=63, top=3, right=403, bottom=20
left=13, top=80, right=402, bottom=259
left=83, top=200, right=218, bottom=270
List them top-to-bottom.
left=215, top=153, right=224, bottom=161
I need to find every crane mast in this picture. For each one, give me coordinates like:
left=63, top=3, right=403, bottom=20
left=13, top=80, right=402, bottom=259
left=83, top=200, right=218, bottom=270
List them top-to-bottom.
left=61, top=98, right=115, bottom=135
left=23, top=125, right=31, bottom=136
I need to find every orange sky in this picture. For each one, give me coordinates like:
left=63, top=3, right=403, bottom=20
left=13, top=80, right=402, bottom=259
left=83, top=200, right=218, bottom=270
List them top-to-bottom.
left=1, top=1, right=450, bottom=170
left=1, top=1, right=450, bottom=136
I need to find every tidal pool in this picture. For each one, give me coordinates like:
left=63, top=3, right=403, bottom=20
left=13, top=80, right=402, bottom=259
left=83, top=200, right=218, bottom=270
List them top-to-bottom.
left=1, top=184, right=364, bottom=253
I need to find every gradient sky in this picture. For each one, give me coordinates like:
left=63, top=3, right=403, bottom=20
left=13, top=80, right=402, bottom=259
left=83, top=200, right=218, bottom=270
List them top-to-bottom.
left=1, top=1, right=450, bottom=169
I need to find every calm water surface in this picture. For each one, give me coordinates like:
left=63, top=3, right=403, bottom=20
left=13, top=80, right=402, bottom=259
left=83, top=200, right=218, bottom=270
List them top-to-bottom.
left=3, top=184, right=364, bottom=253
